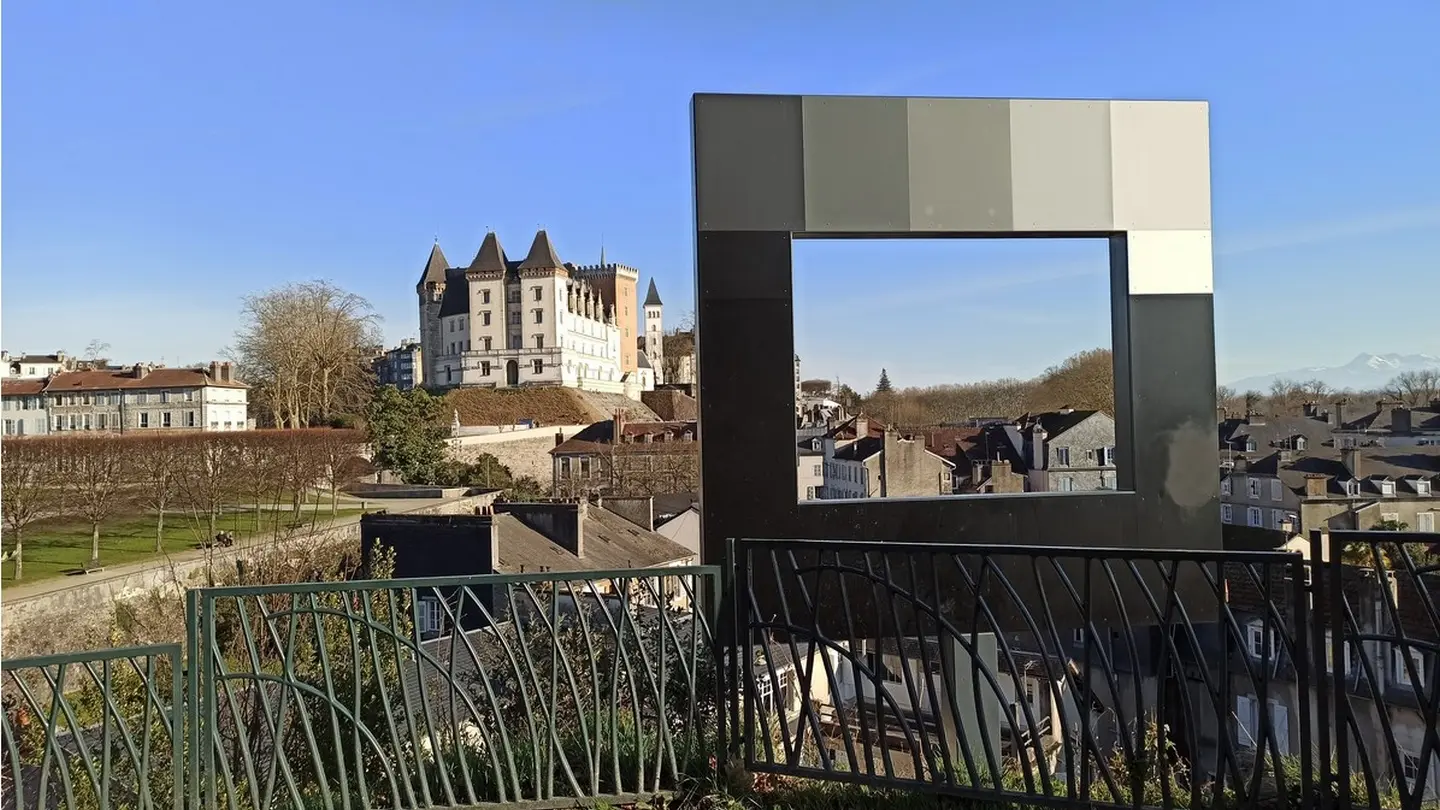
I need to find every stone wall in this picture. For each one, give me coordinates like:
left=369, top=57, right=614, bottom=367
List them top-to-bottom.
left=450, top=433, right=560, bottom=484
left=0, top=492, right=504, bottom=657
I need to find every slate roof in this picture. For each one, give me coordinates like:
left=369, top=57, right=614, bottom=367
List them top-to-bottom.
left=518, top=230, right=564, bottom=271
left=468, top=231, right=509, bottom=274
left=417, top=242, right=450, bottom=288
left=438, top=267, right=471, bottom=317
left=643, top=279, right=663, bottom=307
left=41, top=368, right=248, bottom=392
left=1342, top=405, right=1440, bottom=433
left=1020, top=409, right=1102, bottom=439
left=825, top=415, right=886, bottom=441
left=1220, top=415, right=1336, bottom=453
left=551, top=419, right=697, bottom=455
left=833, top=436, right=883, bottom=462
left=1251, top=446, right=1440, bottom=497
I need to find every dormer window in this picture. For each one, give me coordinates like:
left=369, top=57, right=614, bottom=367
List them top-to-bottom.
left=1295, top=437, right=1307, bottom=451
left=1245, top=438, right=1257, bottom=453
left=1345, top=479, right=1361, bottom=497
left=1380, top=480, right=1396, bottom=497
left=1418, top=480, right=1432, bottom=496
left=1246, top=621, right=1277, bottom=659
left=1393, top=646, right=1425, bottom=686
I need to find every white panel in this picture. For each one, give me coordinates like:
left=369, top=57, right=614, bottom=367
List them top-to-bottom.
left=1110, top=101, right=1212, bottom=231
left=1126, top=230, right=1214, bottom=295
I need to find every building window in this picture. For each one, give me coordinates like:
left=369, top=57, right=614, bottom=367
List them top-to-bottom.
left=532, top=286, right=543, bottom=302
left=507, top=288, right=520, bottom=304
left=482, top=290, right=491, bottom=305
left=532, top=309, right=544, bottom=324
left=509, top=311, right=521, bottom=325
left=482, top=312, right=491, bottom=326
left=449, top=320, right=455, bottom=332
left=509, top=334, right=521, bottom=350
left=534, top=335, right=544, bottom=350
left=483, top=337, right=493, bottom=351
left=532, top=359, right=544, bottom=374
left=481, top=361, right=491, bottom=376
left=446, top=367, right=453, bottom=384
left=185, top=390, right=194, bottom=402
left=162, top=412, right=172, bottom=428
left=187, top=412, right=197, bottom=428
left=97, top=413, right=107, bottom=430
left=139, top=413, right=150, bottom=429
left=2, top=420, right=12, bottom=435
left=1295, top=436, right=1307, bottom=451
left=1245, top=438, right=1257, bottom=452
left=1097, top=446, right=1115, bottom=466
left=1054, top=447, right=1070, bottom=466
left=559, top=457, right=571, bottom=478
left=579, top=458, right=591, bottom=476
left=813, top=464, right=822, bottom=476
left=1058, top=476, right=1075, bottom=492
left=1221, top=478, right=1232, bottom=496
left=1248, top=479, right=1262, bottom=499
left=1270, top=479, right=1283, bottom=501
left=1345, top=479, right=1361, bottom=496
left=1380, top=480, right=1396, bottom=496
left=1418, top=480, right=1432, bottom=496
left=806, top=486, right=815, bottom=499
left=1221, top=504, right=1233, bottom=523
left=1247, top=507, right=1263, bottom=527
left=1270, top=509, right=1285, bottom=530
left=1381, top=511, right=1400, bottom=525
left=1418, top=512, right=1436, bottom=532
left=419, top=598, right=443, bottom=636
left=1245, top=621, right=1275, bottom=658
left=1072, top=628, right=1086, bottom=645
left=1324, top=632, right=1353, bottom=675
left=1393, top=647, right=1424, bottom=686
left=754, top=673, right=776, bottom=713
left=1402, top=752, right=1422, bottom=787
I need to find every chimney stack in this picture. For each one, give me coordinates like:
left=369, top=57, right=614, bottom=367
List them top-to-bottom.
left=209, top=361, right=221, bottom=381
left=132, top=363, right=149, bottom=379
left=1330, top=399, right=1347, bottom=429
left=1392, top=407, right=1413, bottom=434
left=614, top=408, right=625, bottom=443
left=854, top=415, right=869, bottom=439
left=555, top=430, right=565, bottom=447
left=1341, top=446, right=1361, bottom=480
left=1303, top=474, right=1328, bottom=499
left=574, top=499, right=587, bottom=558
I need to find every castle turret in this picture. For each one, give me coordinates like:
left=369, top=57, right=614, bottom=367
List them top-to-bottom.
left=416, top=242, right=450, bottom=385
left=643, top=279, right=665, bottom=384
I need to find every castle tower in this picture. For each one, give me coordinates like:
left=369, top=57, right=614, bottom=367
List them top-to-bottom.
left=466, top=231, right=510, bottom=363
left=416, top=241, right=450, bottom=386
left=571, top=261, right=640, bottom=375
left=643, top=279, right=664, bottom=384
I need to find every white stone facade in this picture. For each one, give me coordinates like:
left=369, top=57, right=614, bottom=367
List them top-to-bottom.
left=416, top=230, right=664, bottom=395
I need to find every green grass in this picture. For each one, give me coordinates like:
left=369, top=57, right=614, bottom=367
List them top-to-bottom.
left=2, top=503, right=366, bottom=584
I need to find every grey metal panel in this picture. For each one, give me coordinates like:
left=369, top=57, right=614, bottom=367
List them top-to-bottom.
left=692, top=94, right=806, bottom=233
left=800, top=96, right=911, bottom=232
left=905, top=98, right=1014, bottom=232
left=1009, top=100, right=1114, bottom=231
left=1123, top=292, right=1221, bottom=552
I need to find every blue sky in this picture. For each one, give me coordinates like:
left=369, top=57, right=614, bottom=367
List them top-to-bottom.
left=4, top=1, right=1438, bottom=388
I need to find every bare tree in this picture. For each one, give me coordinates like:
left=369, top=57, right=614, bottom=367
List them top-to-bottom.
left=232, top=280, right=382, bottom=428
left=661, top=327, right=695, bottom=385
left=1384, top=369, right=1440, bottom=408
left=1300, top=378, right=1332, bottom=399
left=1216, top=385, right=1241, bottom=416
left=315, top=429, right=366, bottom=515
left=175, top=433, right=239, bottom=546
left=132, top=434, right=183, bottom=553
left=60, top=436, right=132, bottom=564
left=1, top=438, right=60, bottom=580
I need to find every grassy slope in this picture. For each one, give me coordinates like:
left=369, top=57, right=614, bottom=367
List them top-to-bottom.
left=447, top=387, right=658, bottom=427
left=2, top=505, right=365, bottom=583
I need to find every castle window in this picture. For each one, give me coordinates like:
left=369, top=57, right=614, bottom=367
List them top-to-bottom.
left=532, top=286, right=543, bottom=302
left=507, top=289, right=520, bottom=304
left=482, top=290, right=491, bottom=304
left=533, top=309, right=543, bottom=324
left=509, top=311, right=521, bottom=325
left=482, top=312, right=491, bottom=326
left=534, top=335, right=544, bottom=349
left=483, top=337, right=492, bottom=351
left=532, top=359, right=544, bottom=374
left=481, top=361, right=491, bottom=376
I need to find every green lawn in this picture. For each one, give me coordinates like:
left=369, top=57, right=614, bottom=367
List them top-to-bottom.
left=2, top=504, right=366, bottom=585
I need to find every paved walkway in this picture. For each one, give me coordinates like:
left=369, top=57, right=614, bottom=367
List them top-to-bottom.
left=0, top=496, right=447, bottom=603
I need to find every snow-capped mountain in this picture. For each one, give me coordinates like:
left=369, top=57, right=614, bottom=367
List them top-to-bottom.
left=1225, top=353, right=1440, bottom=394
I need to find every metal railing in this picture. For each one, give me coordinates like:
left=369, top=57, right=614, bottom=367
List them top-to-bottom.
left=727, top=535, right=1440, bottom=809
left=2, top=645, right=183, bottom=810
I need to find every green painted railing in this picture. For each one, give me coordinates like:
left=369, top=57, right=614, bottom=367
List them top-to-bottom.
left=3, top=567, right=720, bottom=810
left=187, top=567, right=721, bottom=810
left=2, top=644, right=184, bottom=810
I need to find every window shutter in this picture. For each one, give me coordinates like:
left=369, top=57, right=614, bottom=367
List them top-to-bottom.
left=1236, top=695, right=1255, bottom=747
left=1270, top=702, right=1290, bottom=755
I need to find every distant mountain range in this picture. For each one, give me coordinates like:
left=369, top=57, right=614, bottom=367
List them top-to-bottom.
left=1225, top=353, right=1440, bottom=394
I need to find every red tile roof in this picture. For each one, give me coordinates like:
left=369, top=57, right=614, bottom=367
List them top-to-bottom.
left=25, top=368, right=247, bottom=392
left=0, top=379, right=46, bottom=395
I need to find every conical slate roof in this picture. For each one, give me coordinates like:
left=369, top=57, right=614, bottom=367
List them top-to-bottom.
left=518, top=230, right=563, bottom=270
left=468, top=231, right=509, bottom=273
left=418, top=242, right=450, bottom=287
left=643, top=279, right=663, bottom=307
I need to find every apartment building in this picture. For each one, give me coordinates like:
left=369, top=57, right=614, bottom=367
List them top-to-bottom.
left=374, top=340, right=424, bottom=391
left=1, top=362, right=250, bottom=435
left=549, top=414, right=698, bottom=497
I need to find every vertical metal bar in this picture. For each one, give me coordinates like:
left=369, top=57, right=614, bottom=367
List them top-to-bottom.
left=187, top=589, right=201, bottom=810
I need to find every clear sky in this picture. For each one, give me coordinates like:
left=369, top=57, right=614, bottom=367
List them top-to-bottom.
left=4, top=1, right=1438, bottom=387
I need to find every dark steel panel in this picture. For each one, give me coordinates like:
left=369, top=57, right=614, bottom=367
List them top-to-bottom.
left=692, top=94, right=806, bottom=232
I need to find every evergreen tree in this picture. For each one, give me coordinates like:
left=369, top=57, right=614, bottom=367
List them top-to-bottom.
left=875, top=368, right=894, bottom=394
left=366, top=385, right=449, bottom=483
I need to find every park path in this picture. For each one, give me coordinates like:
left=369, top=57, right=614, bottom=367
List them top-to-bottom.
left=0, top=496, right=448, bottom=603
